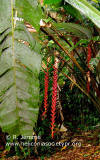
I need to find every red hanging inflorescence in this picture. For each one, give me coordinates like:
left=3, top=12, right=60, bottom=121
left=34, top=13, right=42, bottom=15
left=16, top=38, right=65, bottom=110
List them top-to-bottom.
left=87, top=44, right=92, bottom=93
left=51, top=66, right=58, bottom=139
left=42, top=68, right=49, bottom=119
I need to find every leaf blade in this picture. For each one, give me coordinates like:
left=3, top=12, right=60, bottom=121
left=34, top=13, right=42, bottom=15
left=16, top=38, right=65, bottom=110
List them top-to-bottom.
left=65, top=0, right=100, bottom=28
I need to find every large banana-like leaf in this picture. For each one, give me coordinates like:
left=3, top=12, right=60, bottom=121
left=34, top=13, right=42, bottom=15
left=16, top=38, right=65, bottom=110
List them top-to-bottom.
left=0, top=0, right=41, bottom=136
left=65, top=0, right=100, bottom=28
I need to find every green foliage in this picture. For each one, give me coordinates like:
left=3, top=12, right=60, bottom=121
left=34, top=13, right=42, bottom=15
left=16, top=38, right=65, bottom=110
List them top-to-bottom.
left=0, top=0, right=41, bottom=136
left=0, top=0, right=12, bottom=32
left=16, top=0, right=42, bottom=31
left=44, top=0, right=62, bottom=5
left=65, top=0, right=100, bottom=28
left=64, top=4, right=83, bottom=21
left=53, top=22, right=92, bottom=38
left=90, top=51, right=100, bottom=67
left=62, top=82, right=100, bottom=131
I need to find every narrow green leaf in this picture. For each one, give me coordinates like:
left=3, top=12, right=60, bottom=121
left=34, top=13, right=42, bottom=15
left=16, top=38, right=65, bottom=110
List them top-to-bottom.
left=65, top=0, right=100, bottom=28
left=64, top=4, right=83, bottom=21
left=53, top=22, right=92, bottom=38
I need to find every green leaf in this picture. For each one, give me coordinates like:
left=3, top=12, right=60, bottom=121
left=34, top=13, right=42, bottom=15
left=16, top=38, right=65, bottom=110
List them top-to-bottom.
left=0, top=0, right=41, bottom=136
left=0, top=0, right=13, bottom=33
left=16, top=0, right=42, bottom=31
left=44, top=0, right=62, bottom=5
left=65, top=0, right=100, bottom=28
left=92, top=0, right=99, bottom=3
left=64, top=4, right=83, bottom=21
left=53, top=22, right=92, bottom=38
left=90, top=51, right=100, bottom=67
left=83, top=154, right=89, bottom=157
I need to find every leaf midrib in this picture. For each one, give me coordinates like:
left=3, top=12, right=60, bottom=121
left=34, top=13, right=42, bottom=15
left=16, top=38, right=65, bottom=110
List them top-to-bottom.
left=11, top=0, right=19, bottom=122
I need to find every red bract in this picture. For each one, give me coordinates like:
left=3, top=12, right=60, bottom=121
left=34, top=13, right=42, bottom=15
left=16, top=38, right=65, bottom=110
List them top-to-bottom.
left=87, top=44, right=92, bottom=93
left=51, top=66, right=58, bottom=139
left=42, top=68, right=49, bottom=119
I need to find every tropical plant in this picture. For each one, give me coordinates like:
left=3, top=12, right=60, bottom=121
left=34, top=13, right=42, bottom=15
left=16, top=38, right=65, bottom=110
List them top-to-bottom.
left=41, top=0, right=100, bottom=112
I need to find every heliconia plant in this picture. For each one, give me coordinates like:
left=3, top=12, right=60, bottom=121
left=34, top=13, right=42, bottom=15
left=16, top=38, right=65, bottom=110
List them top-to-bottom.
left=87, top=44, right=92, bottom=93
left=50, top=65, right=58, bottom=138
left=42, top=68, right=49, bottom=119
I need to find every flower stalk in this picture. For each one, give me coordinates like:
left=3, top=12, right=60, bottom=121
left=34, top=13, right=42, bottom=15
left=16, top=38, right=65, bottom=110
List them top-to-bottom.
left=87, top=44, right=92, bottom=93
left=50, top=54, right=59, bottom=138
left=51, top=65, right=58, bottom=138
